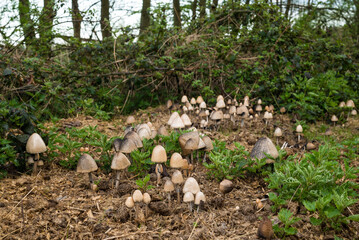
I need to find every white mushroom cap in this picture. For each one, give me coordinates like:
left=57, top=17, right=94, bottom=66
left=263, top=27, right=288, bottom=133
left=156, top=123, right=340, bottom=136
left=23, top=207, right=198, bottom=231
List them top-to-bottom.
left=181, top=95, right=188, bottom=103
left=216, top=95, right=224, bottom=102
left=196, top=96, right=204, bottom=104
left=190, top=98, right=197, bottom=105
left=216, top=99, right=226, bottom=109
left=258, top=99, right=262, bottom=105
left=346, top=100, right=355, bottom=108
left=339, top=101, right=346, bottom=108
left=199, top=102, right=207, bottom=109
left=188, top=105, right=194, bottom=111
left=237, top=105, right=249, bottom=118
left=255, top=105, right=263, bottom=112
left=183, top=106, right=188, bottom=113
left=229, top=106, right=236, bottom=115
left=352, top=109, right=357, bottom=116
left=211, top=110, right=224, bottom=120
left=167, top=112, right=180, bottom=125
left=181, top=114, right=192, bottom=127
left=331, top=115, right=338, bottom=122
left=125, top=116, right=136, bottom=125
left=171, top=116, right=185, bottom=129
left=296, top=125, right=303, bottom=133
left=138, top=127, right=151, bottom=140
left=274, top=128, right=282, bottom=137
left=124, top=131, right=143, bottom=148
left=26, top=133, right=46, bottom=154
left=197, top=138, right=206, bottom=149
left=151, top=145, right=167, bottom=163
left=111, top=152, right=131, bottom=170
left=170, top=152, right=184, bottom=168
left=77, top=154, right=98, bottom=173
left=171, top=170, right=184, bottom=184
left=183, top=177, right=200, bottom=194
left=164, top=180, right=175, bottom=192
left=132, top=190, right=143, bottom=202
left=194, top=191, right=206, bottom=205
left=183, top=192, right=194, bottom=203
left=143, top=193, right=151, bottom=204
left=125, top=197, right=135, bottom=208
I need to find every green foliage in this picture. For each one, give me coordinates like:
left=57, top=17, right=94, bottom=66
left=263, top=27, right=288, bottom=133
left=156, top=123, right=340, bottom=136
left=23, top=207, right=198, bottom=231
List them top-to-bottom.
left=203, top=141, right=249, bottom=181
left=135, top=174, right=154, bottom=193
left=273, top=209, right=300, bottom=237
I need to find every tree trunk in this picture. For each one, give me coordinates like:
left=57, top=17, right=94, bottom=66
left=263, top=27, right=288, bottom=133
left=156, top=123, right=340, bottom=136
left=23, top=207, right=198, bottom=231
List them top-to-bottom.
left=19, top=0, right=36, bottom=48
left=39, top=0, right=56, bottom=56
left=72, top=0, right=82, bottom=39
left=101, top=0, right=112, bottom=39
left=140, top=0, right=151, bottom=35
left=173, top=0, right=181, bottom=28
left=191, top=0, right=198, bottom=21
left=199, top=0, right=206, bottom=20
left=285, top=0, right=291, bottom=19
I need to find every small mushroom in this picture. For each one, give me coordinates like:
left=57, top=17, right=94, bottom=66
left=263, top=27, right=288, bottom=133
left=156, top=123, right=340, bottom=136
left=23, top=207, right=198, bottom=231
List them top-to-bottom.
left=331, top=115, right=338, bottom=126
left=125, top=116, right=136, bottom=125
left=296, top=125, right=303, bottom=142
left=273, top=127, right=282, bottom=145
left=26, top=133, right=47, bottom=175
left=151, top=145, right=167, bottom=185
left=111, top=152, right=131, bottom=189
left=77, top=154, right=98, bottom=189
left=171, top=170, right=184, bottom=203
left=183, top=177, right=200, bottom=195
left=164, top=180, right=175, bottom=207
left=132, top=190, right=145, bottom=222
left=194, top=191, right=206, bottom=212
left=183, top=192, right=194, bottom=212
left=143, top=193, right=151, bottom=217
left=256, top=198, right=264, bottom=209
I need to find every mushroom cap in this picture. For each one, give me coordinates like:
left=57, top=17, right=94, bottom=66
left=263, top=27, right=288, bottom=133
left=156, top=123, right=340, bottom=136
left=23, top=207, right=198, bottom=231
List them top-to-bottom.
left=181, top=95, right=188, bottom=103
left=216, top=95, right=224, bottom=102
left=196, top=96, right=204, bottom=104
left=190, top=97, right=197, bottom=105
left=166, top=99, right=173, bottom=109
left=216, top=99, right=226, bottom=109
left=227, top=99, right=232, bottom=105
left=233, top=99, right=239, bottom=106
left=258, top=99, right=262, bottom=105
left=346, top=100, right=355, bottom=108
left=199, top=101, right=207, bottom=109
left=339, top=101, right=346, bottom=107
left=237, top=105, right=249, bottom=118
left=255, top=105, right=262, bottom=112
left=183, top=106, right=188, bottom=112
left=229, top=106, right=236, bottom=115
left=280, top=107, right=286, bottom=113
left=352, top=109, right=357, bottom=116
left=198, top=110, right=207, bottom=118
left=211, top=110, right=224, bottom=120
left=263, top=111, right=273, bottom=119
left=167, top=112, right=180, bottom=125
left=223, top=113, right=230, bottom=119
left=181, top=114, right=192, bottom=127
left=331, top=115, right=338, bottom=122
left=125, top=116, right=136, bottom=125
left=171, top=116, right=185, bottom=129
left=136, top=123, right=151, bottom=134
left=158, top=125, right=169, bottom=136
left=296, top=125, right=303, bottom=133
left=138, top=127, right=152, bottom=140
left=274, top=127, right=282, bottom=137
left=124, top=131, right=143, bottom=148
left=179, top=132, right=200, bottom=151
left=26, top=133, right=46, bottom=154
left=202, top=136, right=213, bottom=151
left=250, top=137, right=279, bottom=162
left=117, top=138, right=138, bottom=153
left=197, top=138, right=206, bottom=149
left=183, top=139, right=198, bottom=155
left=307, top=142, right=316, bottom=150
left=151, top=145, right=167, bottom=163
left=111, top=152, right=131, bottom=170
left=170, top=152, right=184, bottom=168
left=77, top=154, right=98, bottom=173
left=27, top=156, right=34, bottom=164
left=171, top=170, right=184, bottom=184
left=183, top=177, right=200, bottom=194
left=219, top=179, right=234, bottom=195
left=164, top=180, right=175, bottom=192
left=133, top=190, right=143, bottom=202
left=194, top=191, right=206, bottom=205
left=183, top=192, right=194, bottom=203
left=143, top=193, right=151, bottom=204
left=125, top=197, right=135, bottom=208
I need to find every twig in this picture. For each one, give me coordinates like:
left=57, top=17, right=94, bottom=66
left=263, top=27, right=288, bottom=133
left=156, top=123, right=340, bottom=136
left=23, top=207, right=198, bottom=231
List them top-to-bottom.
left=287, top=184, right=301, bottom=208
left=3, top=187, right=35, bottom=218
left=188, top=217, right=200, bottom=240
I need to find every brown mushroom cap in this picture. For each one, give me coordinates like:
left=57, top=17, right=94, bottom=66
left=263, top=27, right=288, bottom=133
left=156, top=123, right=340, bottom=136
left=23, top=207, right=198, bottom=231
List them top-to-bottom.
left=196, top=96, right=204, bottom=104
left=166, top=100, right=173, bottom=109
left=237, top=105, right=249, bottom=118
left=280, top=107, right=286, bottom=113
left=210, top=110, right=224, bottom=120
left=168, top=112, right=180, bottom=125
left=181, top=114, right=192, bottom=127
left=331, top=115, right=338, bottom=122
left=125, top=116, right=136, bottom=125
left=171, top=116, right=185, bottom=129
left=138, top=127, right=152, bottom=140
left=124, top=131, right=143, bottom=148
left=179, top=132, right=200, bottom=149
left=26, top=133, right=46, bottom=154
left=202, top=136, right=213, bottom=151
left=250, top=137, right=279, bottom=163
left=118, top=138, right=138, bottom=153
left=151, top=145, right=167, bottom=163
left=111, top=152, right=131, bottom=170
left=170, top=152, right=184, bottom=168
left=77, top=154, right=98, bottom=173
left=171, top=170, right=184, bottom=184
left=183, top=177, right=200, bottom=194
left=164, top=180, right=175, bottom=192
left=133, top=190, right=143, bottom=202
left=194, top=191, right=206, bottom=205
left=183, top=192, right=194, bottom=203
left=257, top=218, right=274, bottom=240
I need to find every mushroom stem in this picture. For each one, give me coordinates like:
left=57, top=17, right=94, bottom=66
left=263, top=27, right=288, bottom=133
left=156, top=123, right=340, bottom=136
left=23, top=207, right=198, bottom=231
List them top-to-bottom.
left=241, top=119, right=244, bottom=128
left=297, top=134, right=301, bottom=142
left=276, top=137, right=279, bottom=146
left=203, top=152, right=207, bottom=163
left=32, top=161, right=38, bottom=176
left=156, top=164, right=161, bottom=186
left=115, top=170, right=121, bottom=189
left=88, top=172, right=93, bottom=185
left=176, top=186, right=181, bottom=203
left=167, top=193, right=171, bottom=208
left=188, top=202, right=193, bottom=212
left=145, top=204, right=148, bottom=218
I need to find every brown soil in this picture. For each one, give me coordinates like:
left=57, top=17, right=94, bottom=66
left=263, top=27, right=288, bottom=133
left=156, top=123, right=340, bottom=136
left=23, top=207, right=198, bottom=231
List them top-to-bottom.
left=0, top=106, right=358, bottom=239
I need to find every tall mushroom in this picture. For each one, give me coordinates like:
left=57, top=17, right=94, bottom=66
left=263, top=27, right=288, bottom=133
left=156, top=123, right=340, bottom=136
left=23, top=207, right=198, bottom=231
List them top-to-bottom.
left=296, top=125, right=303, bottom=142
left=273, top=127, right=282, bottom=145
left=26, top=133, right=47, bottom=175
left=151, top=145, right=167, bottom=185
left=111, top=152, right=131, bottom=189
left=77, top=154, right=98, bottom=189
left=171, top=170, right=184, bottom=203
left=164, top=180, right=175, bottom=207
left=194, top=191, right=206, bottom=212
left=143, top=192, right=151, bottom=217
left=183, top=192, right=195, bottom=212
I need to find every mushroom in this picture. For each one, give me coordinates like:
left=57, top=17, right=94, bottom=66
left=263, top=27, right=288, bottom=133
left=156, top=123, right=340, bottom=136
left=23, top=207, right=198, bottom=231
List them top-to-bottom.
left=181, top=95, right=189, bottom=104
left=217, top=95, right=224, bottom=102
left=196, top=96, right=204, bottom=104
left=243, top=96, right=250, bottom=107
left=190, top=97, right=197, bottom=105
left=216, top=99, right=226, bottom=109
left=166, top=100, right=173, bottom=113
left=236, top=105, right=249, bottom=127
left=255, top=105, right=263, bottom=116
left=352, top=109, right=357, bottom=116
left=210, top=110, right=224, bottom=130
left=263, top=111, right=273, bottom=126
left=181, top=114, right=192, bottom=128
left=331, top=115, right=338, bottom=126
left=125, top=116, right=136, bottom=125
left=171, top=116, right=185, bottom=131
left=296, top=124, right=303, bottom=142
left=273, top=127, right=282, bottom=145
left=124, top=131, right=143, bottom=148
left=179, top=132, right=200, bottom=163
left=26, top=133, right=47, bottom=175
left=202, top=135, right=213, bottom=162
left=250, top=137, right=279, bottom=164
left=306, top=142, right=316, bottom=150
left=151, top=145, right=167, bottom=185
left=111, top=152, right=131, bottom=189
left=170, top=152, right=184, bottom=169
left=77, top=154, right=98, bottom=189
left=171, top=170, right=184, bottom=203
left=183, top=177, right=200, bottom=195
left=219, top=179, right=233, bottom=198
left=164, top=180, right=175, bottom=207
left=132, top=190, right=145, bottom=222
left=194, top=191, right=206, bottom=212
left=183, top=192, right=194, bottom=212
left=143, top=193, right=151, bottom=217
left=125, top=196, right=135, bottom=220
left=256, top=198, right=264, bottom=209
left=257, top=218, right=274, bottom=240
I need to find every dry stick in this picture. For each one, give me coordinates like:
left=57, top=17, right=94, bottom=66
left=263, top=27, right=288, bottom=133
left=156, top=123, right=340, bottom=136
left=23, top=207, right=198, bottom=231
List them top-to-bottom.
left=287, top=184, right=301, bottom=208
left=3, top=187, right=35, bottom=218
left=188, top=217, right=200, bottom=240
left=0, top=227, right=22, bottom=240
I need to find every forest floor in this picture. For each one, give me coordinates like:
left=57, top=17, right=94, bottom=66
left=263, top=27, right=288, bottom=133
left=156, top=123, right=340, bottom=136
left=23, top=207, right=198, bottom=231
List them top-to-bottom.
left=0, top=105, right=358, bottom=240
